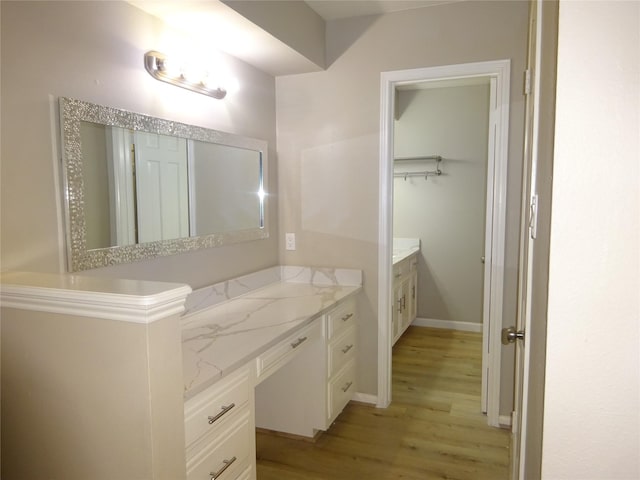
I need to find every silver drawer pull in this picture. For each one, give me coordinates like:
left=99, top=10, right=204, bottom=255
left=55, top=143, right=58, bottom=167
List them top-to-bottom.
left=341, top=313, right=353, bottom=322
left=291, top=336, right=307, bottom=349
left=341, top=344, right=354, bottom=354
left=341, top=381, right=353, bottom=392
left=207, top=403, right=235, bottom=425
left=210, top=456, right=237, bottom=479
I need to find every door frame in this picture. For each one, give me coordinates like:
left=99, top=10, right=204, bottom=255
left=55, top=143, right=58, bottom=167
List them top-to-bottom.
left=512, top=0, right=558, bottom=476
left=377, top=60, right=511, bottom=428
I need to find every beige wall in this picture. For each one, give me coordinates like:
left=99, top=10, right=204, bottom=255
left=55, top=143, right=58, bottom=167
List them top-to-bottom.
left=222, top=0, right=326, bottom=70
left=276, top=0, right=528, bottom=409
left=0, top=1, right=278, bottom=288
left=543, top=1, right=639, bottom=477
left=394, top=84, right=490, bottom=324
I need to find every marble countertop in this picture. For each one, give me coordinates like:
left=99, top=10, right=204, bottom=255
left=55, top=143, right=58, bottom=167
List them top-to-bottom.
left=393, top=237, right=420, bottom=265
left=392, top=247, right=420, bottom=265
left=181, top=267, right=361, bottom=400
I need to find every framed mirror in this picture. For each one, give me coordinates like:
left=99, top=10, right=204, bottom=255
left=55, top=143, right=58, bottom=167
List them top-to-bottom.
left=59, top=97, right=268, bottom=272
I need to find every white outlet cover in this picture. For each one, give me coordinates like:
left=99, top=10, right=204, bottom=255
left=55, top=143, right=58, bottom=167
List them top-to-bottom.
left=285, top=233, right=296, bottom=250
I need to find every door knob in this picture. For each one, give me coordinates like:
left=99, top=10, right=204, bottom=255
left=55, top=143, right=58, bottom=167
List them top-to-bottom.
left=501, top=326, right=525, bottom=345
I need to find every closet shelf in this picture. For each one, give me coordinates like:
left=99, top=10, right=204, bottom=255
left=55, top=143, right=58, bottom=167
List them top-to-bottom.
left=393, top=155, right=442, bottom=162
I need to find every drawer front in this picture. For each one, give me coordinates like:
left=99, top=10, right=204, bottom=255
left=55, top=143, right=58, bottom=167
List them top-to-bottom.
left=394, top=254, right=418, bottom=280
left=409, top=256, right=418, bottom=272
left=393, top=262, right=404, bottom=280
left=327, top=299, right=357, bottom=340
left=256, top=320, right=321, bottom=382
left=328, top=325, right=357, bottom=378
left=327, top=360, right=356, bottom=425
left=184, top=366, right=250, bottom=449
left=186, top=411, right=251, bottom=480
left=236, top=464, right=253, bottom=480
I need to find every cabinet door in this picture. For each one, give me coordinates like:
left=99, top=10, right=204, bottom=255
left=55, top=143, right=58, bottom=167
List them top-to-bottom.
left=408, top=270, right=418, bottom=325
left=400, top=278, right=410, bottom=333
left=392, top=283, right=401, bottom=344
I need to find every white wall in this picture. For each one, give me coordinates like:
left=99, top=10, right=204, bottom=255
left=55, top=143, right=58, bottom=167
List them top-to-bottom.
left=276, top=0, right=528, bottom=406
left=0, top=1, right=278, bottom=288
left=542, top=1, right=639, bottom=477
left=394, top=83, right=489, bottom=325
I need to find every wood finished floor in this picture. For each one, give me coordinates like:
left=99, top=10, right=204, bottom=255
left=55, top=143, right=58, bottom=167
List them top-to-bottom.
left=255, top=326, right=510, bottom=480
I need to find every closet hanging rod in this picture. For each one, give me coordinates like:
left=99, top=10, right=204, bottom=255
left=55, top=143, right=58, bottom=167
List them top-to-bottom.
left=394, top=155, right=442, bottom=162
left=393, top=170, right=442, bottom=180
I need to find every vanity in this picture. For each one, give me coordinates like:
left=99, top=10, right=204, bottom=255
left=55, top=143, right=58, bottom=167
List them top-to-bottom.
left=392, top=238, right=420, bottom=344
left=0, top=266, right=361, bottom=479
left=181, top=266, right=361, bottom=479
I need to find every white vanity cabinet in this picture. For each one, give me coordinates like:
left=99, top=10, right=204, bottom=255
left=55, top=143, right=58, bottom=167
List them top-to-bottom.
left=392, top=253, right=418, bottom=345
left=0, top=267, right=361, bottom=480
left=181, top=267, right=362, bottom=479
left=254, top=297, right=358, bottom=438
left=324, top=298, right=357, bottom=427
left=184, top=365, right=255, bottom=480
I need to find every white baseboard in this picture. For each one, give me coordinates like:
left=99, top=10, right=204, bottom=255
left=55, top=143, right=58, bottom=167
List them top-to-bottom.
left=412, top=317, right=483, bottom=333
left=352, top=392, right=377, bottom=405
left=499, top=414, right=512, bottom=428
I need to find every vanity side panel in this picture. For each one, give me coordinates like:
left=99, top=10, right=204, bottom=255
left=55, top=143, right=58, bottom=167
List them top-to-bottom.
left=1, top=308, right=181, bottom=479
left=147, top=315, right=188, bottom=479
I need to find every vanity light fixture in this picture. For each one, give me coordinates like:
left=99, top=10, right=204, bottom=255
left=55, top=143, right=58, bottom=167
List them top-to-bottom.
left=144, top=50, right=227, bottom=100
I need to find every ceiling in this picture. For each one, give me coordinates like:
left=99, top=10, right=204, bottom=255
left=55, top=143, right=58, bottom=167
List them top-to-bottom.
left=129, top=0, right=461, bottom=76
left=304, top=0, right=461, bottom=20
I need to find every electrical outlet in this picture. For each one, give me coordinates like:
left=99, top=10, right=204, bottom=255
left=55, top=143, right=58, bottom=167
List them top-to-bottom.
left=285, top=233, right=296, bottom=251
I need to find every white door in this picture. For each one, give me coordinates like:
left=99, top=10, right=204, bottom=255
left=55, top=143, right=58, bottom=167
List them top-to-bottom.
left=510, top=1, right=558, bottom=477
left=105, top=127, right=136, bottom=246
left=134, top=131, right=189, bottom=243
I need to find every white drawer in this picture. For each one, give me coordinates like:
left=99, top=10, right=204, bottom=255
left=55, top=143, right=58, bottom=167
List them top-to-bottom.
left=394, top=255, right=418, bottom=278
left=409, top=256, right=418, bottom=272
left=393, top=262, right=403, bottom=280
left=327, top=299, right=357, bottom=340
left=256, top=320, right=321, bottom=382
left=328, top=325, right=357, bottom=378
left=327, top=360, right=356, bottom=425
left=184, top=366, right=250, bottom=449
left=186, top=411, right=251, bottom=480
left=236, top=464, right=253, bottom=480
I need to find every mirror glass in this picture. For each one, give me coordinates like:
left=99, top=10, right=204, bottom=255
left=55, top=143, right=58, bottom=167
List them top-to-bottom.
left=60, top=97, right=268, bottom=271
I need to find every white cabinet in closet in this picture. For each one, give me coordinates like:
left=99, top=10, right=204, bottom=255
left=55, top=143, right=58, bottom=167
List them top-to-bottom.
left=392, top=254, right=418, bottom=345
left=184, top=365, right=255, bottom=480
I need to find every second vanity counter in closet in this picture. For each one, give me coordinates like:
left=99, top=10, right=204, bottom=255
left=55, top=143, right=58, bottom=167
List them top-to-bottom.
left=392, top=238, right=420, bottom=344
left=181, top=266, right=362, bottom=480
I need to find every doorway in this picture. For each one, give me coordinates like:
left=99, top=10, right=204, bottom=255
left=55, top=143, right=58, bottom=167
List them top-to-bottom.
left=378, top=60, right=511, bottom=428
